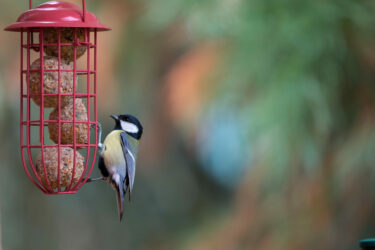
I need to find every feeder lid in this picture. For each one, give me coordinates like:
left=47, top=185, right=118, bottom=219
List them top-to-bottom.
left=4, top=1, right=110, bottom=31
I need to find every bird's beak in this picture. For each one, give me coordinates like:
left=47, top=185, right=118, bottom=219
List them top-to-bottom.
left=111, top=115, right=118, bottom=121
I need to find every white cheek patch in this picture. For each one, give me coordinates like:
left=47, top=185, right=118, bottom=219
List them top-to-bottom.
left=120, top=120, right=139, bottom=133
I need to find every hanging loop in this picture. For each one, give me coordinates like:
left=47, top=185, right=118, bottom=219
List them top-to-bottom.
left=28, top=0, right=86, bottom=22
left=82, top=0, right=86, bottom=22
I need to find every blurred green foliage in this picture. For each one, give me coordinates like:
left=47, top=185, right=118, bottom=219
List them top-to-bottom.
left=1, top=0, right=375, bottom=249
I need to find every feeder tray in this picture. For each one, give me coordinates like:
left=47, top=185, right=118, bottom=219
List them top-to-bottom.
left=5, top=0, right=110, bottom=194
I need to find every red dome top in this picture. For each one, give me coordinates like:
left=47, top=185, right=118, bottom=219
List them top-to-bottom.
left=5, top=1, right=110, bottom=31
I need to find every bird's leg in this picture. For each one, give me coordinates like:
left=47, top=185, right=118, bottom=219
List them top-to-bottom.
left=92, top=121, right=105, bottom=151
left=97, top=121, right=104, bottom=151
left=86, top=122, right=106, bottom=184
left=86, top=177, right=105, bottom=183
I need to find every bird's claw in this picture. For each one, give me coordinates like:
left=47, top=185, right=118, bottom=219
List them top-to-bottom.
left=91, top=121, right=103, bottom=130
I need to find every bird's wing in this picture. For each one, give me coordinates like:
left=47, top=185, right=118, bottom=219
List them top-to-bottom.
left=120, top=132, right=136, bottom=200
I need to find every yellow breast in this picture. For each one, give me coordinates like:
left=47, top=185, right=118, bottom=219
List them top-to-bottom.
left=102, top=130, right=126, bottom=168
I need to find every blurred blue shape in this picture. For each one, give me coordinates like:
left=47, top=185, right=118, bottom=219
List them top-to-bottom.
left=196, top=104, right=250, bottom=189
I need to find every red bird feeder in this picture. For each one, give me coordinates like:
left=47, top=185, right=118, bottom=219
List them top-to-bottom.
left=5, top=0, right=110, bottom=194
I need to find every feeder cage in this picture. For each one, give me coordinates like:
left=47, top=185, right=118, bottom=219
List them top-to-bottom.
left=5, top=0, right=110, bottom=194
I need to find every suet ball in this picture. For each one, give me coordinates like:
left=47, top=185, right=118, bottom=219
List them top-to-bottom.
left=43, top=28, right=87, bottom=61
left=29, top=56, right=74, bottom=107
left=48, top=98, right=88, bottom=146
left=35, top=147, right=84, bottom=189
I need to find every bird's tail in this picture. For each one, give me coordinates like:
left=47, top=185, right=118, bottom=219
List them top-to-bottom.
left=115, top=182, right=124, bottom=221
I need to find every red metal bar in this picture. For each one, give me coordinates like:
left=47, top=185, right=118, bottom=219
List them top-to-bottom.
left=82, top=0, right=86, bottom=22
left=57, top=27, right=61, bottom=192
left=40, top=28, right=54, bottom=192
left=66, top=28, right=78, bottom=191
left=73, top=28, right=91, bottom=189
left=75, top=29, right=97, bottom=190
left=20, top=30, right=46, bottom=193
left=26, top=30, right=48, bottom=193
left=27, top=41, right=93, bottom=45
left=23, top=44, right=96, bottom=50
left=23, top=69, right=96, bottom=72
left=23, top=70, right=96, bottom=74
left=23, top=94, right=96, bottom=98
left=23, top=120, right=96, bottom=125
left=23, top=121, right=96, bottom=126
left=22, top=144, right=98, bottom=148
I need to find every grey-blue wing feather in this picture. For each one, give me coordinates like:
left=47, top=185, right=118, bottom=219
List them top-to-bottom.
left=120, top=132, right=136, bottom=198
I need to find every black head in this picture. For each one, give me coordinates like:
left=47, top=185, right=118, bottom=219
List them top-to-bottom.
left=111, top=114, right=143, bottom=140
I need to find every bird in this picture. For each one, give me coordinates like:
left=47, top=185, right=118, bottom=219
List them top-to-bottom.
left=93, top=114, right=143, bottom=221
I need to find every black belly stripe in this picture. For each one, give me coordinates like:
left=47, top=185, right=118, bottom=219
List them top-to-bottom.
left=98, top=156, right=109, bottom=177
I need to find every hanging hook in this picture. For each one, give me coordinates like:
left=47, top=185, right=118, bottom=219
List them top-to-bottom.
left=28, top=0, right=86, bottom=22
left=82, top=0, right=86, bottom=22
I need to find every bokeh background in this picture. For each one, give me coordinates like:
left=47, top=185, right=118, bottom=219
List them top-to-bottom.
left=1, top=0, right=375, bottom=249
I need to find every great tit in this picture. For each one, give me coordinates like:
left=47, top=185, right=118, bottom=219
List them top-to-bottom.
left=93, top=114, right=143, bottom=221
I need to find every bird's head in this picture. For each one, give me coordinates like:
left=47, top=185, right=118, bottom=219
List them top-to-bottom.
left=111, top=114, right=143, bottom=140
